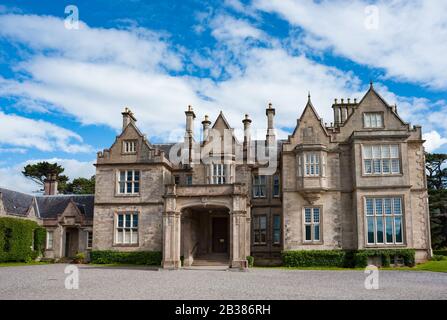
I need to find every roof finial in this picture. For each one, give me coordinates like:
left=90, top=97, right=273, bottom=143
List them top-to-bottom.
left=370, top=80, right=373, bottom=88
left=308, top=91, right=311, bottom=101
left=268, top=102, right=273, bottom=109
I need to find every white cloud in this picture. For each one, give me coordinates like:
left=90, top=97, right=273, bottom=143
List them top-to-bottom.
left=253, top=0, right=447, bottom=89
left=0, top=111, right=93, bottom=153
left=423, top=131, right=447, bottom=153
left=0, top=158, right=95, bottom=194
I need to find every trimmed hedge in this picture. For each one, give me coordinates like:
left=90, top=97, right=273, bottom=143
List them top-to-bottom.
left=0, top=217, right=45, bottom=262
left=282, top=249, right=416, bottom=268
left=353, top=249, right=415, bottom=267
left=433, top=249, right=447, bottom=256
left=90, top=250, right=162, bottom=265
left=282, top=250, right=346, bottom=267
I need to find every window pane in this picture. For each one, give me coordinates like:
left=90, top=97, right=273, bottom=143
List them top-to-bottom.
left=365, top=114, right=371, bottom=127
left=376, top=114, right=383, bottom=127
left=382, top=145, right=390, bottom=158
left=390, top=145, right=399, bottom=158
left=363, top=146, right=372, bottom=159
left=372, top=146, right=381, bottom=158
left=373, top=159, right=381, bottom=173
left=382, top=159, right=390, bottom=173
left=391, top=159, right=400, bottom=173
left=364, top=160, right=372, bottom=173
left=120, top=171, right=125, bottom=182
left=127, top=171, right=132, bottom=181
left=134, top=171, right=140, bottom=181
left=119, top=182, right=125, bottom=193
left=126, top=182, right=132, bottom=193
left=134, top=182, right=139, bottom=193
left=384, top=198, right=392, bottom=215
left=393, top=198, right=402, bottom=214
left=366, top=199, right=374, bottom=215
left=375, top=199, right=383, bottom=215
left=305, top=208, right=312, bottom=222
left=313, top=208, right=320, bottom=223
left=118, top=214, right=124, bottom=227
left=125, top=214, right=131, bottom=227
left=133, top=214, right=138, bottom=227
left=273, top=215, right=280, bottom=229
left=253, top=216, right=259, bottom=229
left=260, top=216, right=267, bottom=230
left=367, top=217, right=375, bottom=244
left=376, top=217, right=384, bottom=243
left=386, top=217, right=393, bottom=243
left=395, top=217, right=403, bottom=243
left=305, top=225, right=312, bottom=241
left=314, top=225, right=320, bottom=241
left=117, top=230, right=123, bottom=243
left=124, top=230, right=130, bottom=243
left=132, top=230, right=138, bottom=244
left=273, top=230, right=280, bottom=244
left=260, top=231, right=266, bottom=243
left=254, top=233, right=260, bottom=244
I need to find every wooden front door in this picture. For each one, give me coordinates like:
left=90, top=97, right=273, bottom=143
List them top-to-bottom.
left=212, top=217, right=228, bottom=253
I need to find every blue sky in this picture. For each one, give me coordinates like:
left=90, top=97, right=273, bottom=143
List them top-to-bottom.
left=0, top=0, right=446, bottom=192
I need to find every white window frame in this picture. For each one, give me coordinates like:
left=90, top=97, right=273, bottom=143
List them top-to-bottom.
left=363, top=112, right=383, bottom=128
left=122, top=140, right=137, bottom=153
left=362, top=144, right=400, bottom=175
left=304, top=153, right=320, bottom=176
left=212, top=164, right=226, bottom=184
left=117, top=170, right=140, bottom=194
left=252, top=175, right=267, bottom=198
left=365, top=197, right=404, bottom=245
left=303, top=207, right=321, bottom=243
left=115, top=212, right=139, bottom=245
left=253, top=215, right=267, bottom=245
left=46, top=231, right=53, bottom=250
left=86, top=231, right=93, bottom=249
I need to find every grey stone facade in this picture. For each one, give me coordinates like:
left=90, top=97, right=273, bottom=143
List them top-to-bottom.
left=0, top=84, right=432, bottom=266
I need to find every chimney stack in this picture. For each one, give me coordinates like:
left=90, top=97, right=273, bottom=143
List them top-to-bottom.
left=266, top=102, right=276, bottom=146
left=184, top=105, right=196, bottom=164
left=122, top=107, right=137, bottom=130
left=202, top=114, right=211, bottom=141
left=44, top=173, right=58, bottom=196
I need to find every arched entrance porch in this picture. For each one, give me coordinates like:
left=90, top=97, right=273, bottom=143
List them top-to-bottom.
left=162, top=183, right=250, bottom=269
left=181, top=205, right=230, bottom=267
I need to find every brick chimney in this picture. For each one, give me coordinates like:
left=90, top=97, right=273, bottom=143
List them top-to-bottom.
left=44, top=173, right=58, bottom=196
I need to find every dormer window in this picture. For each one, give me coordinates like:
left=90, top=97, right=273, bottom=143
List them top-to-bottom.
left=363, top=112, right=383, bottom=128
left=123, top=140, right=137, bottom=153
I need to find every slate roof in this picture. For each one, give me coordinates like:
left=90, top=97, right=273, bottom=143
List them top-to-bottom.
left=0, top=187, right=94, bottom=219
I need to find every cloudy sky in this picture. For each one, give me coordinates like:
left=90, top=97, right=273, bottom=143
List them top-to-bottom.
left=0, top=0, right=446, bottom=193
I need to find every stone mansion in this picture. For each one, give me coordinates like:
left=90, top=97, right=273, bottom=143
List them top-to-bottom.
left=0, top=84, right=432, bottom=268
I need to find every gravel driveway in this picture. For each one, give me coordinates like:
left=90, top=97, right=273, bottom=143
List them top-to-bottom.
left=0, top=264, right=446, bottom=300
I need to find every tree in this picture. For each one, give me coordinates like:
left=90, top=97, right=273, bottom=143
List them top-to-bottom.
left=425, top=153, right=447, bottom=249
left=22, top=162, right=69, bottom=193
left=64, top=176, right=95, bottom=194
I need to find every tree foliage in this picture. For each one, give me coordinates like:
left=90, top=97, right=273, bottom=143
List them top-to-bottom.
left=426, top=153, right=447, bottom=249
left=22, top=162, right=94, bottom=194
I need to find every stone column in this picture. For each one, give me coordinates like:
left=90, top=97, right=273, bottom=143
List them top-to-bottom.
left=162, top=185, right=181, bottom=269
left=230, top=210, right=248, bottom=269
left=162, top=211, right=181, bottom=269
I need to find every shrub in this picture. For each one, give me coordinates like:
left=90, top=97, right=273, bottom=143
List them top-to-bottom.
left=0, top=217, right=43, bottom=262
left=353, top=249, right=416, bottom=268
left=433, top=249, right=447, bottom=256
left=90, top=250, right=162, bottom=265
left=282, top=250, right=346, bottom=267
left=74, top=252, right=86, bottom=264
left=431, top=254, right=446, bottom=261
left=246, top=256, right=254, bottom=267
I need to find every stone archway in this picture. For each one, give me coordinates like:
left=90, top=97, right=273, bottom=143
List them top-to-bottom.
left=162, top=184, right=250, bottom=269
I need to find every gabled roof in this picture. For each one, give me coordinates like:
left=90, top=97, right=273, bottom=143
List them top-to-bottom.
left=292, top=94, right=329, bottom=137
left=212, top=111, right=233, bottom=130
left=0, top=187, right=94, bottom=219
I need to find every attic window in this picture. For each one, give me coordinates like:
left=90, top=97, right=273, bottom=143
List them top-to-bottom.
left=364, top=112, right=383, bottom=128
left=123, top=140, right=136, bottom=153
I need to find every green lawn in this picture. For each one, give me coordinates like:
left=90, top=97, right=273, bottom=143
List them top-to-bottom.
left=256, top=260, right=447, bottom=273
left=0, top=261, right=51, bottom=268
